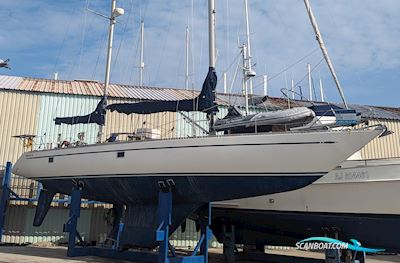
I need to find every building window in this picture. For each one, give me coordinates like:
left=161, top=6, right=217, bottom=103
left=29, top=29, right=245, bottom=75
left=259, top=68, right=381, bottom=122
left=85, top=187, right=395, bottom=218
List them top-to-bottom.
left=117, top=152, right=125, bottom=158
left=48, top=157, right=54, bottom=163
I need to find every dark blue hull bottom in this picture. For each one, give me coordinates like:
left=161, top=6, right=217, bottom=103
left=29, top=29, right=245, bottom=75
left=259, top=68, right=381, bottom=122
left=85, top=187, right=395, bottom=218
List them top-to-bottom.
left=40, top=175, right=321, bottom=248
left=212, top=208, right=400, bottom=252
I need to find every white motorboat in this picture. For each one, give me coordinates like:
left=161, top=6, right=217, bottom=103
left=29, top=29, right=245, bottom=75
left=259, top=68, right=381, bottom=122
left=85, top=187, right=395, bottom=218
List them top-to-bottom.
left=212, top=157, right=400, bottom=252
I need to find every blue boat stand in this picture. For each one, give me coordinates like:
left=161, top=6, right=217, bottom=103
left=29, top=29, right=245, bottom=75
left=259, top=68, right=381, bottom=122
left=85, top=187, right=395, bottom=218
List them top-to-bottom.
left=0, top=162, right=13, bottom=242
left=63, top=183, right=212, bottom=263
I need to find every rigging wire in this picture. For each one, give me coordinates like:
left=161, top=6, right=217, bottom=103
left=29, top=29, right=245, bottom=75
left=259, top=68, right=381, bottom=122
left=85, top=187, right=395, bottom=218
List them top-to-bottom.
left=77, top=0, right=90, bottom=78
left=112, top=0, right=134, bottom=78
left=122, top=0, right=149, bottom=84
left=187, top=0, right=197, bottom=136
left=190, top=0, right=195, bottom=91
left=195, top=0, right=207, bottom=87
left=226, top=0, right=230, bottom=72
left=51, top=1, right=88, bottom=137
left=66, top=2, right=87, bottom=80
left=52, top=3, right=76, bottom=76
left=150, top=6, right=174, bottom=86
left=124, top=20, right=141, bottom=84
left=91, top=21, right=109, bottom=80
left=174, top=41, right=185, bottom=88
left=251, top=47, right=319, bottom=90
left=264, top=48, right=319, bottom=83
left=221, top=51, right=242, bottom=75
left=228, top=55, right=243, bottom=106
left=284, top=57, right=325, bottom=100
left=311, top=76, right=318, bottom=101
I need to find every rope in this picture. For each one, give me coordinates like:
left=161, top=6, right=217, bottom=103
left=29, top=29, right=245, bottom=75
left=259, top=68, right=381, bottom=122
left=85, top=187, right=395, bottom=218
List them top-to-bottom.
left=52, top=4, right=76, bottom=75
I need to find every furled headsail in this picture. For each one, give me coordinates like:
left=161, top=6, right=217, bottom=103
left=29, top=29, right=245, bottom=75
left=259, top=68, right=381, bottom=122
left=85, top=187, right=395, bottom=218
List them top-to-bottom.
left=106, top=67, right=218, bottom=115
left=54, top=98, right=106, bottom=125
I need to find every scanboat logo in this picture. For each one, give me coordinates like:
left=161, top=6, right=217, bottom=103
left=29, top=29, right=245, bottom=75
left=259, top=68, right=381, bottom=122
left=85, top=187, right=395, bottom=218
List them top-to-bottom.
left=296, top=237, right=385, bottom=253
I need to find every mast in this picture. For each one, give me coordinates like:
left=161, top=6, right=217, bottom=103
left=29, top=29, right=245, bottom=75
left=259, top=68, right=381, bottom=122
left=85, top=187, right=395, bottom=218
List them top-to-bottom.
left=99, top=0, right=123, bottom=141
left=208, top=0, right=217, bottom=133
left=208, top=0, right=216, bottom=69
left=244, top=0, right=255, bottom=94
left=303, top=0, right=348, bottom=108
left=139, top=19, right=145, bottom=87
left=185, top=26, right=190, bottom=90
left=242, top=44, right=249, bottom=114
left=307, top=63, right=313, bottom=100
left=284, top=66, right=289, bottom=98
left=284, top=69, right=290, bottom=108
left=223, top=72, right=227, bottom=93
left=263, top=75, right=268, bottom=96
left=319, top=77, right=325, bottom=102
left=291, top=79, right=295, bottom=99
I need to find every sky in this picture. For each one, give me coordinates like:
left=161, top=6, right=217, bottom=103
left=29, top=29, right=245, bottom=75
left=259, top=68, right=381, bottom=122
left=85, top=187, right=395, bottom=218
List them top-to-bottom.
left=0, top=0, right=399, bottom=107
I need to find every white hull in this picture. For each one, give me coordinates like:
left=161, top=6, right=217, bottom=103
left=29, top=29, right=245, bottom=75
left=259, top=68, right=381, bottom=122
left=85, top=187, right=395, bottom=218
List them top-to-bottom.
left=13, top=127, right=384, bottom=248
left=13, top=128, right=383, bottom=180
left=212, top=157, right=400, bottom=251
left=214, top=158, right=400, bottom=215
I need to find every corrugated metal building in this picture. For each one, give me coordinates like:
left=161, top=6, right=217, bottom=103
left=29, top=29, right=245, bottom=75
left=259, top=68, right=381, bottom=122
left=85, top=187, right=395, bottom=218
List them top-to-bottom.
left=1, top=74, right=399, bottom=245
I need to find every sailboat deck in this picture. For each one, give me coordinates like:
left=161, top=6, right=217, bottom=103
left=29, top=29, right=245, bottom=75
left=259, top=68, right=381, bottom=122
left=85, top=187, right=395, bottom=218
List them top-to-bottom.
left=29, top=124, right=382, bottom=154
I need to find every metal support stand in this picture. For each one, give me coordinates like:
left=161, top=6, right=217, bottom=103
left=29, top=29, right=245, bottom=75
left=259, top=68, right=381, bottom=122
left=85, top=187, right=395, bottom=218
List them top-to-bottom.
left=0, top=162, right=12, bottom=243
left=64, top=185, right=211, bottom=262
left=63, top=186, right=84, bottom=256
left=156, top=190, right=211, bottom=263
left=199, top=203, right=212, bottom=262
left=222, top=224, right=236, bottom=262
left=324, top=231, right=364, bottom=263
left=325, top=248, right=341, bottom=263
left=325, top=249, right=364, bottom=263
left=353, top=250, right=365, bottom=263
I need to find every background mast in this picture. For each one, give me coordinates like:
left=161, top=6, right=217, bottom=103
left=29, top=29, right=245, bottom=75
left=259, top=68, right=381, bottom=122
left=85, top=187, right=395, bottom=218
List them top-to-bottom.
left=139, top=19, right=145, bottom=86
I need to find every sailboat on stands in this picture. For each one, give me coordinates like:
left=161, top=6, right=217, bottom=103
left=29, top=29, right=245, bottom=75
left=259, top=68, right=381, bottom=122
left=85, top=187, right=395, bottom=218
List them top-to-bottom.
left=13, top=0, right=384, bottom=249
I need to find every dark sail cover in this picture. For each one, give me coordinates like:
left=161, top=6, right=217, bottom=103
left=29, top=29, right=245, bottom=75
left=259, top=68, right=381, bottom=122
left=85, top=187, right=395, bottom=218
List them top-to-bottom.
left=106, top=67, right=218, bottom=115
left=54, top=98, right=106, bottom=125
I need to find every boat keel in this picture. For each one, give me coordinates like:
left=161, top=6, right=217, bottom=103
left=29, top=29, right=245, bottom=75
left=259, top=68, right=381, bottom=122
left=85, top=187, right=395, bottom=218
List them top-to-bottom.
left=63, top=184, right=212, bottom=262
left=33, top=189, right=56, bottom=226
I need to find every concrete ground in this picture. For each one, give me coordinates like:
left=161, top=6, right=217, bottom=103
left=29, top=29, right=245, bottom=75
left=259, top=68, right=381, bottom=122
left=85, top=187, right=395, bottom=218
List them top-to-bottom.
left=0, top=246, right=400, bottom=263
